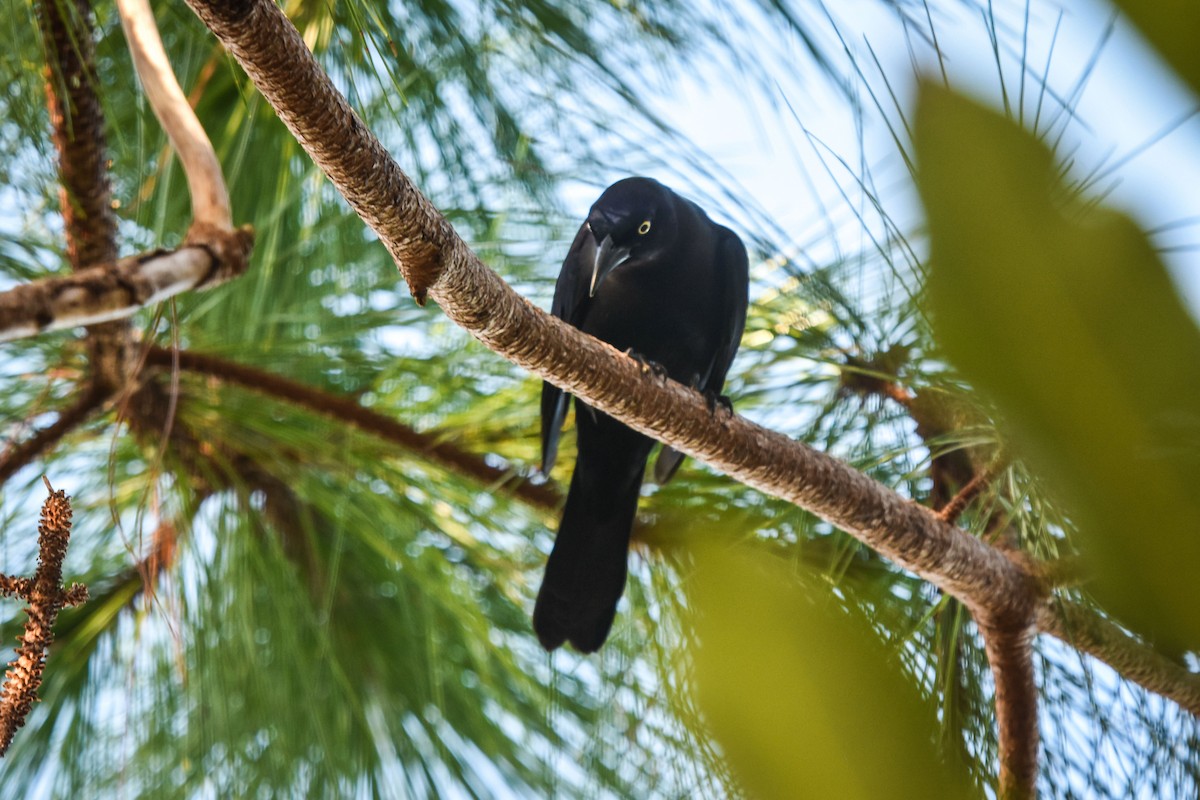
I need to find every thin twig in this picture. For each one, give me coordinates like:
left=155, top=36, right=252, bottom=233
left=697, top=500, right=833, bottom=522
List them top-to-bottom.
left=143, top=346, right=560, bottom=510
left=0, top=388, right=107, bottom=486
left=939, top=450, right=1010, bottom=525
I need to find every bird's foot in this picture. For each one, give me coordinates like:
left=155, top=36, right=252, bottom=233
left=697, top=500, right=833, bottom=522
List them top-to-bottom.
left=624, top=348, right=669, bottom=382
left=704, top=390, right=735, bottom=417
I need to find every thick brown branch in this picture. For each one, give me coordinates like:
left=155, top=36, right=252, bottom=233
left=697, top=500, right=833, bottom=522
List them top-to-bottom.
left=38, top=0, right=129, bottom=393
left=38, top=0, right=117, bottom=271
left=180, top=0, right=450, bottom=304
left=181, top=0, right=1041, bottom=623
left=176, top=1, right=1200, bottom=791
left=0, top=232, right=253, bottom=344
left=142, top=346, right=559, bottom=510
left=882, top=372, right=1200, bottom=727
left=875, top=379, right=1039, bottom=793
left=0, top=388, right=107, bottom=485
left=0, top=481, right=87, bottom=755
left=1037, top=600, right=1200, bottom=718
left=981, top=620, right=1039, bottom=798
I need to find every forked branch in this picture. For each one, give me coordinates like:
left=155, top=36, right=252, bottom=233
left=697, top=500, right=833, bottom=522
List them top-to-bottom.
left=0, top=0, right=252, bottom=347
left=170, top=0, right=1194, bottom=795
left=178, top=0, right=1035, bottom=616
left=179, top=2, right=1046, bottom=792
left=0, top=234, right=253, bottom=344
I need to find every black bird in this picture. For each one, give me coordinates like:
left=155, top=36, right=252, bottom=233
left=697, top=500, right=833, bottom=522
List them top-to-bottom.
left=534, top=177, right=749, bottom=653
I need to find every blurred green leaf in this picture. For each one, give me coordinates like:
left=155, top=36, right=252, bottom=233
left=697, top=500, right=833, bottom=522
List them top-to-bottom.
left=1109, top=0, right=1200, bottom=96
left=4, top=2, right=1200, bottom=796
left=915, top=82, right=1200, bottom=653
left=683, top=543, right=972, bottom=799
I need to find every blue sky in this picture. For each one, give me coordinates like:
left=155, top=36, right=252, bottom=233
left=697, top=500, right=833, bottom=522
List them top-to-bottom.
left=567, top=0, right=1200, bottom=312
left=1, top=1, right=1195, bottom=794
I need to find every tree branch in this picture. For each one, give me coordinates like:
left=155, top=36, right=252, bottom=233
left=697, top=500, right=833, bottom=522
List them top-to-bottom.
left=37, top=0, right=129, bottom=393
left=38, top=0, right=117, bottom=272
left=116, top=0, right=232, bottom=232
left=177, top=0, right=1200, bottom=793
left=179, top=0, right=1038, bottom=620
left=179, top=1, right=1050, bottom=792
left=0, top=233, right=253, bottom=344
left=142, top=346, right=560, bottom=510
left=874, top=376, right=1200, bottom=718
left=868, top=378, right=1041, bottom=792
left=873, top=379, right=987, bottom=509
left=0, top=388, right=108, bottom=485
left=939, top=451, right=1009, bottom=525
left=0, top=577, right=35, bottom=600
left=1037, top=600, right=1200, bottom=718
left=981, top=621, right=1039, bottom=798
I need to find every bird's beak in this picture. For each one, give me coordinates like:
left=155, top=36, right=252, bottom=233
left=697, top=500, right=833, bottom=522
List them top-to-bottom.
left=590, top=234, right=632, bottom=297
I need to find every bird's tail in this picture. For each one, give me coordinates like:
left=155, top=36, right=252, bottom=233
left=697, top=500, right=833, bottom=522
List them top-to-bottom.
left=533, top=464, right=643, bottom=653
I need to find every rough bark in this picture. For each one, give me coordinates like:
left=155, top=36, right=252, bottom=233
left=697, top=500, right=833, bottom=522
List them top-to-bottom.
left=28, top=0, right=249, bottom=379
left=37, top=0, right=129, bottom=394
left=177, top=0, right=452, bottom=305
left=181, top=0, right=1040, bottom=615
left=171, top=1, right=1200, bottom=795
left=0, top=232, right=253, bottom=343
left=878, top=377, right=1200, bottom=716
left=883, top=378, right=1040, bottom=789
left=1038, top=600, right=1200, bottom=717
left=982, top=620, right=1040, bottom=799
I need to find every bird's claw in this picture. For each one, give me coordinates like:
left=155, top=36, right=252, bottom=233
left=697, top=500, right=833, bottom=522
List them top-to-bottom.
left=624, top=348, right=669, bottom=382
left=704, top=391, right=734, bottom=417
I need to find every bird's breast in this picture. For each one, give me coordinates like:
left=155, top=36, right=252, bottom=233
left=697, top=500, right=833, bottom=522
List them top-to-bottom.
left=580, top=260, right=722, bottom=383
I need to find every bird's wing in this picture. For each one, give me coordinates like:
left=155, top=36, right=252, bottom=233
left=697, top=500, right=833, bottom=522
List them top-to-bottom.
left=541, top=223, right=597, bottom=474
left=654, top=228, right=749, bottom=485
left=701, top=228, right=750, bottom=398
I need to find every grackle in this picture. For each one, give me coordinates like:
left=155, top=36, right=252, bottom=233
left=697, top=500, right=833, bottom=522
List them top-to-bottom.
left=534, top=177, right=749, bottom=653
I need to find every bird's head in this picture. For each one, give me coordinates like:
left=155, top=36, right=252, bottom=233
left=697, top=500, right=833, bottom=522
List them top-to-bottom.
left=584, top=177, right=678, bottom=296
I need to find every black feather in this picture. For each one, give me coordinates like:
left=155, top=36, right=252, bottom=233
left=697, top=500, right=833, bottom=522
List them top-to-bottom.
left=534, top=177, right=750, bottom=652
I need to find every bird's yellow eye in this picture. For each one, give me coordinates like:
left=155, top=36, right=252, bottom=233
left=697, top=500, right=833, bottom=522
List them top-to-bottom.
left=638, top=220, right=652, bottom=235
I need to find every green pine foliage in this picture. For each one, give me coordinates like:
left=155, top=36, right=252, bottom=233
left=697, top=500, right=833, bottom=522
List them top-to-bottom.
left=1, top=0, right=1197, bottom=797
